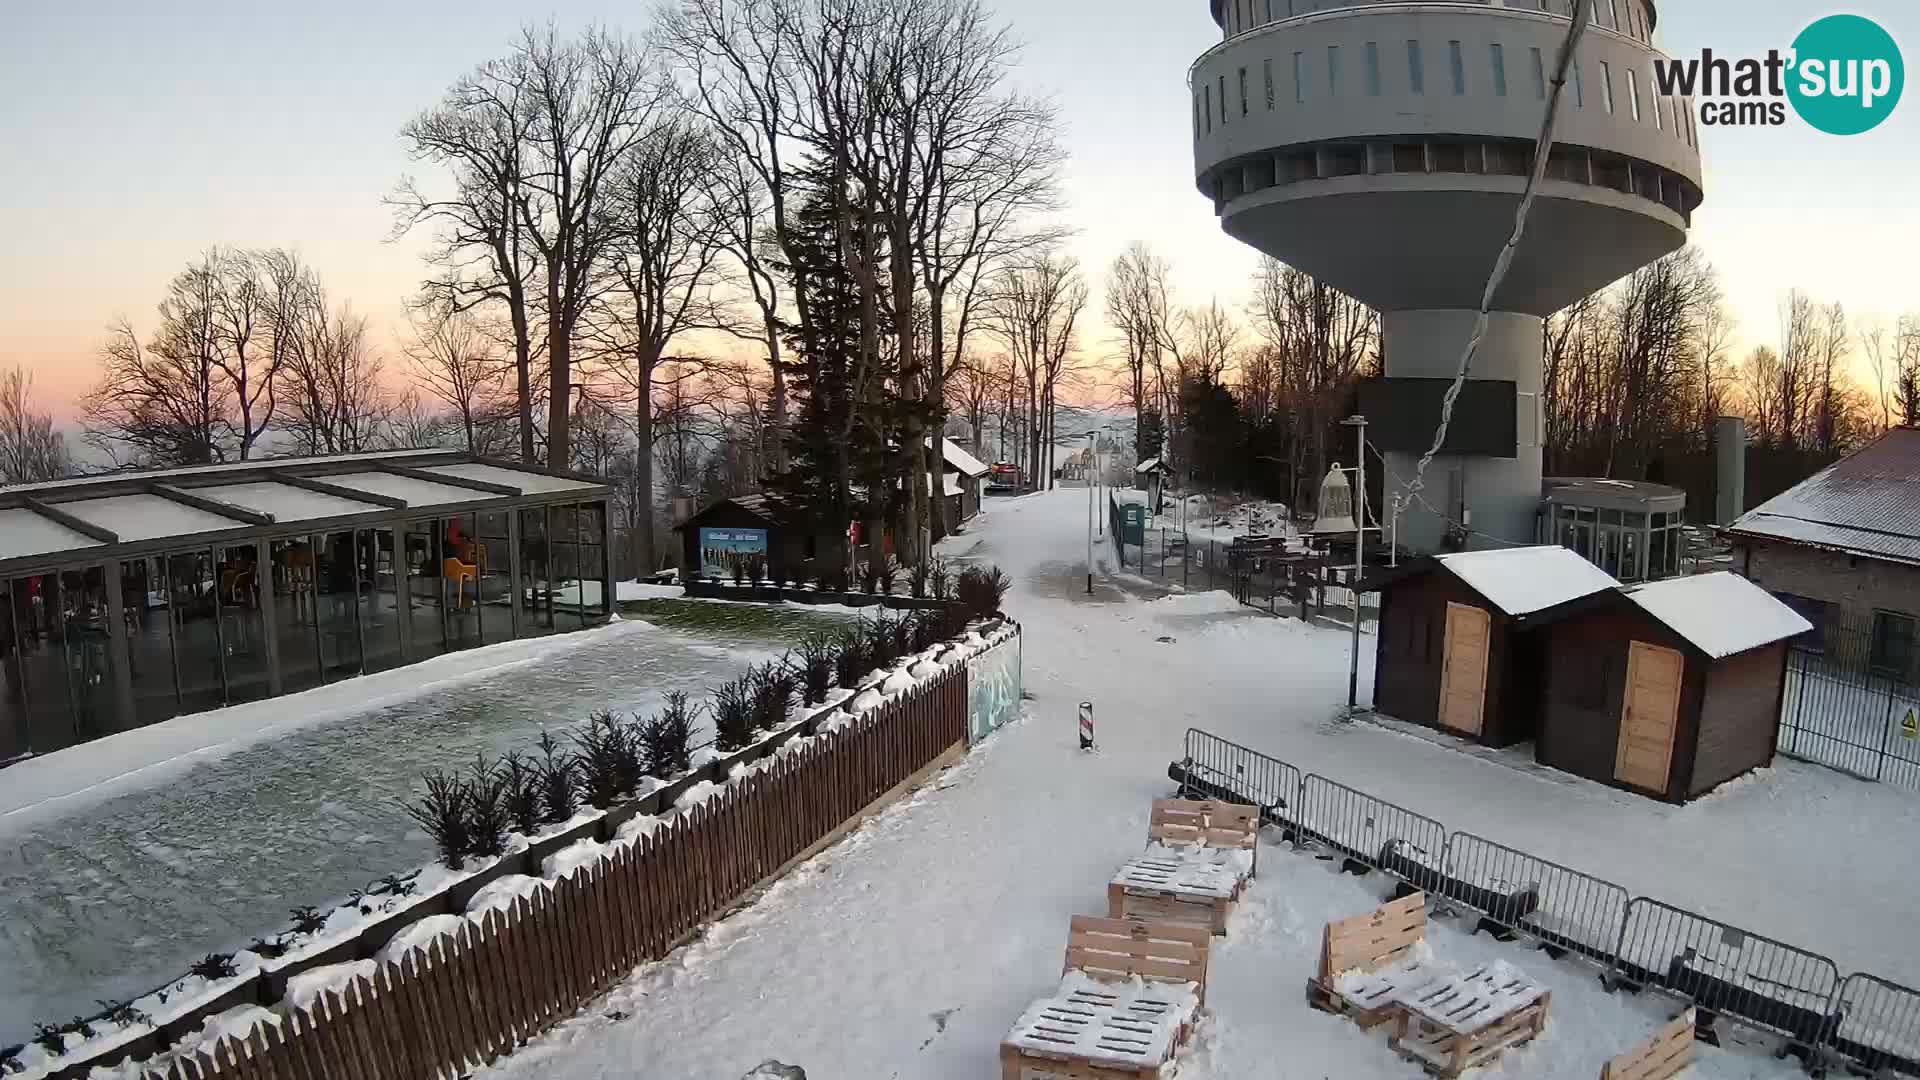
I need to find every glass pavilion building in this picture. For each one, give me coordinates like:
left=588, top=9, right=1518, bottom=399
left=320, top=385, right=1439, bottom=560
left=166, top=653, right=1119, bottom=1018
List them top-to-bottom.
left=0, top=450, right=613, bottom=764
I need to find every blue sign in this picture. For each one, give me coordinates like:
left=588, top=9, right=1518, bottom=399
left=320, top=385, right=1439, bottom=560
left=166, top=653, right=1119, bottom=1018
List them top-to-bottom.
left=699, top=527, right=769, bottom=579
left=966, top=632, right=1023, bottom=744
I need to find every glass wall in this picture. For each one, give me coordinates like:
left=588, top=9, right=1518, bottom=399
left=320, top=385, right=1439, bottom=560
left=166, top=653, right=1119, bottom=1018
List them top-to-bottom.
left=580, top=502, right=609, bottom=620
left=1542, top=502, right=1685, bottom=582
left=550, top=505, right=587, bottom=632
left=520, top=506, right=556, bottom=635
left=477, top=510, right=515, bottom=645
left=442, top=513, right=483, bottom=651
left=403, top=520, right=447, bottom=658
left=363, top=526, right=404, bottom=673
left=313, top=530, right=362, bottom=679
left=271, top=538, right=323, bottom=694
left=218, top=543, right=270, bottom=703
left=168, top=549, right=226, bottom=713
left=122, top=558, right=180, bottom=728
left=61, top=567, right=118, bottom=742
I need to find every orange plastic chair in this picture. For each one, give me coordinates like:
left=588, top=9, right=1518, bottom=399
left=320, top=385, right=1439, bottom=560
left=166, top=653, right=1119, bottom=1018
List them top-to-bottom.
left=442, top=558, right=479, bottom=608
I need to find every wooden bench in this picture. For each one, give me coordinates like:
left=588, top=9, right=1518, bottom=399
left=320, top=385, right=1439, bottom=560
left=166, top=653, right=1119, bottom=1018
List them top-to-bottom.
left=1108, top=799, right=1260, bottom=934
left=1305, top=891, right=1435, bottom=1030
left=1000, top=916, right=1212, bottom=1079
left=1389, top=962, right=1551, bottom=1078
left=1601, top=1009, right=1696, bottom=1080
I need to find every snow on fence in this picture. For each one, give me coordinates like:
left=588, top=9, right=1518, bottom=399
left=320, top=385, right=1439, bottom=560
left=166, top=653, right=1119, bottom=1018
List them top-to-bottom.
left=58, top=656, right=975, bottom=1080
left=1174, top=727, right=1920, bottom=1077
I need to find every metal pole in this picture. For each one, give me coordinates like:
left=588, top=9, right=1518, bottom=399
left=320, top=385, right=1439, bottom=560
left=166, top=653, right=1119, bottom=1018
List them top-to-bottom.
left=1345, top=416, right=1367, bottom=715
left=1086, top=432, right=1095, bottom=595
left=1390, top=495, right=1400, bottom=568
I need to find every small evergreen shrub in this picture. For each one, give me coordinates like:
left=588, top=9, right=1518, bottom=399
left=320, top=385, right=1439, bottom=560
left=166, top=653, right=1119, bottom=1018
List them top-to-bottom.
left=930, top=557, right=951, bottom=600
left=732, top=560, right=746, bottom=586
left=910, top=560, right=931, bottom=598
left=879, top=561, right=896, bottom=596
left=861, top=563, right=880, bottom=594
left=956, top=565, right=1011, bottom=620
left=910, top=609, right=939, bottom=652
left=890, top=613, right=913, bottom=658
left=866, top=614, right=897, bottom=667
left=834, top=631, right=868, bottom=689
left=797, top=634, right=835, bottom=705
left=752, top=661, right=796, bottom=732
left=712, top=677, right=756, bottom=751
left=640, top=691, right=697, bottom=779
left=573, top=712, right=642, bottom=809
left=536, top=731, right=579, bottom=825
left=499, top=750, right=545, bottom=835
left=464, top=755, right=511, bottom=858
left=405, top=770, right=471, bottom=869
left=289, top=906, right=327, bottom=935
left=248, top=936, right=289, bottom=960
left=188, top=953, right=238, bottom=981
left=99, top=999, right=152, bottom=1028
left=33, top=1023, right=64, bottom=1055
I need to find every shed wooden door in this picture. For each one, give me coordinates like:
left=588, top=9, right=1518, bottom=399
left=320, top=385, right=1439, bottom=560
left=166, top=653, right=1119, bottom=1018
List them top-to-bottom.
left=1438, top=602, right=1491, bottom=735
left=1615, top=641, right=1684, bottom=793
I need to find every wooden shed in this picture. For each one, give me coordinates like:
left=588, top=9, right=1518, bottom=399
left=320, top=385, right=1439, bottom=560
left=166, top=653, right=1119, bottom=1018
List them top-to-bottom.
left=675, top=493, right=840, bottom=580
left=1364, top=547, right=1621, bottom=747
left=1534, top=571, right=1812, bottom=802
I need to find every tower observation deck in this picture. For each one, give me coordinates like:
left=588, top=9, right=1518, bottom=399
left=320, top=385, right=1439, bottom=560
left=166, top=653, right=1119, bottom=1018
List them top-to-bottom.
left=1190, top=0, right=1702, bottom=549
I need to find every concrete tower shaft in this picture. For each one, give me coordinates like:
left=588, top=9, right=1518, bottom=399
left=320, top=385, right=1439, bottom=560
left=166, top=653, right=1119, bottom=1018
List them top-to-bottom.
left=1189, top=0, right=1703, bottom=549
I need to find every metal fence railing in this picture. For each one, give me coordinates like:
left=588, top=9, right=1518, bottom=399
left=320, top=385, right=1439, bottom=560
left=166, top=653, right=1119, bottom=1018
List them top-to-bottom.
left=1779, top=645, right=1920, bottom=791
left=1176, top=727, right=1920, bottom=1076
left=1174, top=729, right=1301, bottom=831
left=1294, top=774, right=1451, bottom=896
left=1442, top=832, right=1630, bottom=965
left=1613, top=898, right=1843, bottom=1048
left=1832, top=973, right=1920, bottom=1076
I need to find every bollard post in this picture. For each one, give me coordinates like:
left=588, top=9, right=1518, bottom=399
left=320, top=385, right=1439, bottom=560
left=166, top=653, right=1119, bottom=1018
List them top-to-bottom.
left=1079, top=701, right=1095, bottom=750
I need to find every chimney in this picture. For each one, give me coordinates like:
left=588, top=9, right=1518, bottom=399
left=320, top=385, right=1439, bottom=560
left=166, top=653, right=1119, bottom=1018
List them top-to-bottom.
left=1714, top=416, right=1746, bottom=525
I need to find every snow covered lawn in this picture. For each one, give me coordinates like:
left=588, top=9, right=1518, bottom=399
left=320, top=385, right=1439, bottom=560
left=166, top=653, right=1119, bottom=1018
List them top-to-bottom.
left=460, top=489, right=1911, bottom=1079
left=0, top=617, right=794, bottom=1050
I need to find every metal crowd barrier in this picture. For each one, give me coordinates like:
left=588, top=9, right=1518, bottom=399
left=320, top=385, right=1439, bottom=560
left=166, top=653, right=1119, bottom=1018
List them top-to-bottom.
left=1171, top=729, right=1920, bottom=1076
left=1293, top=774, right=1450, bottom=896
left=1442, top=832, right=1630, bottom=965
left=1612, top=898, right=1842, bottom=1050
left=1831, top=973, right=1920, bottom=1076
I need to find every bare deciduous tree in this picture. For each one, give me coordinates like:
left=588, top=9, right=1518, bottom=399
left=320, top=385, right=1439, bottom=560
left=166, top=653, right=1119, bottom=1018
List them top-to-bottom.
left=984, top=250, right=1086, bottom=490
left=84, top=272, right=227, bottom=466
left=405, top=306, right=505, bottom=453
left=0, top=366, right=70, bottom=483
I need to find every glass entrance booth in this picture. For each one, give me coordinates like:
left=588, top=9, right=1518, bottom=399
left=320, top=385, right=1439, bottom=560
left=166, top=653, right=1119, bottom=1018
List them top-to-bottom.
left=0, top=452, right=613, bottom=763
left=1536, top=476, right=1687, bottom=584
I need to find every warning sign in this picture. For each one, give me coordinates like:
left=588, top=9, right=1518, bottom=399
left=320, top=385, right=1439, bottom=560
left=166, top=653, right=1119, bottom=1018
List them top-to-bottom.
left=1904, top=708, right=1918, bottom=740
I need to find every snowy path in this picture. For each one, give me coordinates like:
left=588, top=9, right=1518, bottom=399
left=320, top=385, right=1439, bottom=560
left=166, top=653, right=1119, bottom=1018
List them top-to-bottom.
left=474, top=487, right=1918, bottom=1080
left=0, top=616, right=796, bottom=1048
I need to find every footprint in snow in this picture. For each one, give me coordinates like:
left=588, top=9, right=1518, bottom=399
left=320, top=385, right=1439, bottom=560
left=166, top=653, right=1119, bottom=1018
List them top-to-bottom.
left=920, top=1007, right=960, bottom=1049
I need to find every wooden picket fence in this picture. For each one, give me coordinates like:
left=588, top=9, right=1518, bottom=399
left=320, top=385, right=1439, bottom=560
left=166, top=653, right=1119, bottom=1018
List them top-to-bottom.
left=138, top=669, right=969, bottom=1079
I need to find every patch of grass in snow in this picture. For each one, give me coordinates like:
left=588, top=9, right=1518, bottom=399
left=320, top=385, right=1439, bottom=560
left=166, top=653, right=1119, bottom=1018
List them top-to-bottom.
left=619, top=598, right=854, bottom=641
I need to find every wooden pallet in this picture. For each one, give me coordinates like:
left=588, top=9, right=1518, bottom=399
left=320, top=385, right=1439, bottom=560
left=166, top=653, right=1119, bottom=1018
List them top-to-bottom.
left=1149, top=798, right=1260, bottom=877
left=1109, top=880, right=1232, bottom=935
left=1305, top=891, right=1430, bottom=1029
left=1001, top=917, right=1211, bottom=1080
left=1390, top=992, right=1551, bottom=1078
left=1600, top=1008, right=1696, bottom=1080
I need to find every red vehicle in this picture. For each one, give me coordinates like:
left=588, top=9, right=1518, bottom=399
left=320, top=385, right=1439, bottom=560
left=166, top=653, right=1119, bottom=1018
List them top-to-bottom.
left=988, top=462, right=1025, bottom=492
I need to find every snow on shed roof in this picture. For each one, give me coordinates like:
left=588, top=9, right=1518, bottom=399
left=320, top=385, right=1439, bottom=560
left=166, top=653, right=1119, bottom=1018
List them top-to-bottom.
left=1728, top=427, right=1920, bottom=565
left=941, top=438, right=990, bottom=477
left=1135, top=456, right=1164, bottom=474
left=944, top=474, right=964, bottom=497
left=1436, top=545, right=1621, bottom=616
left=1622, top=571, right=1812, bottom=659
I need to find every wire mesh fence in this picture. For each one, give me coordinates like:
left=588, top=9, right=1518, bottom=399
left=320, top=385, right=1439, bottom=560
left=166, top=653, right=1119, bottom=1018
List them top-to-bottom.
left=1779, top=643, right=1920, bottom=790
left=1612, top=897, right=1843, bottom=1048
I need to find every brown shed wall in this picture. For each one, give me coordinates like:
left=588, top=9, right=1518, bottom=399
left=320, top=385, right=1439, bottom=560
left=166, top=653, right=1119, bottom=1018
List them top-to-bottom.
left=1373, top=569, right=1534, bottom=746
left=1540, top=603, right=1708, bottom=802
left=1689, top=641, right=1788, bottom=796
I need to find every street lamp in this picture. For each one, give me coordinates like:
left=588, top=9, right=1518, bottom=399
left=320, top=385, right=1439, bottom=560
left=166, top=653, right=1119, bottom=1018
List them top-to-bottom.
left=1340, top=415, right=1368, bottom=717
left=1086, top=431, right=1096, bottom=595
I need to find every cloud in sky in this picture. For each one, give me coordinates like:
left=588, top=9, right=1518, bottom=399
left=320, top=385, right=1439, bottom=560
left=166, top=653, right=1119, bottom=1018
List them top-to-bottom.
left=2, top=0, right=1916, bottom=420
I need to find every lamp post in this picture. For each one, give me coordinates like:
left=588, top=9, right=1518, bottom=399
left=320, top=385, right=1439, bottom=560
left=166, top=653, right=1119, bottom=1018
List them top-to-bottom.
left=1341, top=415, right=1368, bottom=717
left=1086, top=431, right=1096, bottom=595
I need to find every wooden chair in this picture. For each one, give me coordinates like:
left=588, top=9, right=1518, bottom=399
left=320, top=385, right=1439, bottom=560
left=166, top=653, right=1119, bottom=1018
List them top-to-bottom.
left=442, top=558, right=479, bottom=609
left=1109, top=799, right=1260, bottom=935
left=1305, top=891, right=1437, bottom=1030
left=1000, top=916, right=1211, bottom=1080
left=1600, top=1009, right=1696, bottom=1080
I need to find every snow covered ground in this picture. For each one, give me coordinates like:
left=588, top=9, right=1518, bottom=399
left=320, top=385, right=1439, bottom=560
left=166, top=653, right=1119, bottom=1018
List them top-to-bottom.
left=466, top=487, right=1918, bottom=1079
left=0, top=613, right=822, bottom=1049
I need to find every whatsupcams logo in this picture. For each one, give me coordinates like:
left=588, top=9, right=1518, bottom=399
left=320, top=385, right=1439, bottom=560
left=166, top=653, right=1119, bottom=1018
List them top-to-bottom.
left=1653, top=14, right=1904, bottom=134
